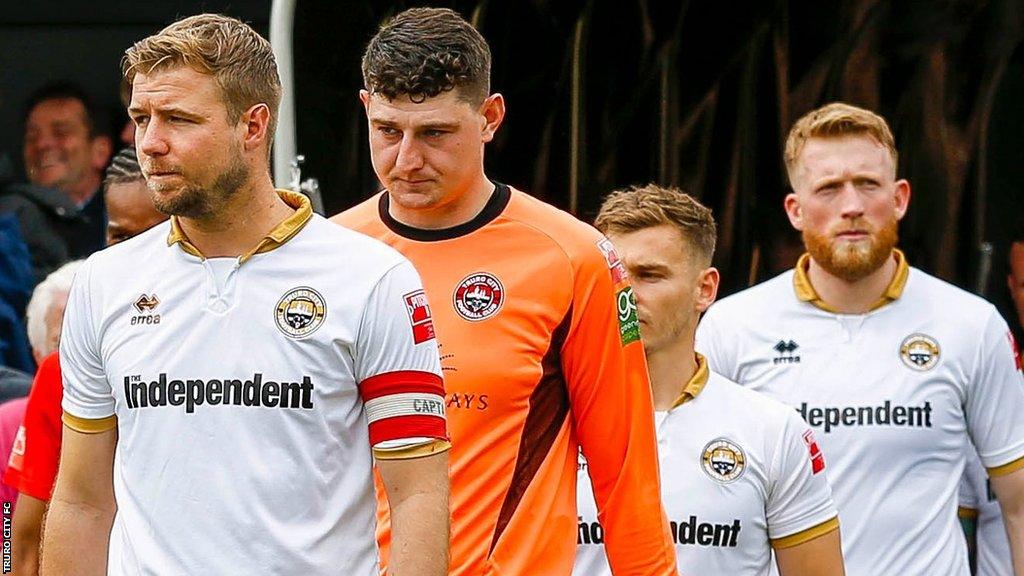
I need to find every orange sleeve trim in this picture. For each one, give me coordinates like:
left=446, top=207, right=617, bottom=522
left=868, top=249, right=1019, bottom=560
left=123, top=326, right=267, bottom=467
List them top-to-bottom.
left=61, top=412, right=116, bottom=434
left=373, top=439, right=451, bottom=461
left=987, top=454, right=1024, bottom=477
left=959, top=506, right=979, bottom=519
left=770, top=516, right=840, bottom=549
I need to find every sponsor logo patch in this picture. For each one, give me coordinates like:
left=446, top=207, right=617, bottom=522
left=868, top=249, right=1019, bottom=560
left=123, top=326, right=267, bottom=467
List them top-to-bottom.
left=597, top=238, right=628, bottom=284
left=453, top=273, right=504, bottom=321
left=616, top=286, right=641, bottom=345
left=275, top=287, right=326, bottom=338
left=403, top=290, right=436, bottom=344
left=131, top=293, right=161, bottom=325
left=899, top=333, right=940, bottom=371
left=773, top=339, right=800, bottom=364
left=802, top=429, right=825, bottom=474
left=701, top=438, right=746, bottom=483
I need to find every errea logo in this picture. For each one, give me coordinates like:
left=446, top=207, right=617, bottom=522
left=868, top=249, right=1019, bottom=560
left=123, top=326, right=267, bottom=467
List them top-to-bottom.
left=131, top=294, right=161, bottom=326
left=773, top=339, right=800, bottom=364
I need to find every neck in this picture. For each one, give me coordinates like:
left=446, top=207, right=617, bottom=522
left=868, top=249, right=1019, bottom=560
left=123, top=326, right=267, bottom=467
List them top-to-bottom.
left=178, top=172, right=289, bottom=259
left=63, top=173, right=101, bottom=206
left=390, top=174, right=494, bottom=230
left=807, top=251, right=897, bottom=313
left=646, top=332, right=697, bottom=411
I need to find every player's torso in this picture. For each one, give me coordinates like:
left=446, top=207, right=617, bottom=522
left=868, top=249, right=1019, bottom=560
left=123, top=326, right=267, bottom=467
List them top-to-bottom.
left=94, top=222, right=380, bottom=574
left=726, top=287, right=970, bottom=574
left=576, top=380, right=779, bottom=576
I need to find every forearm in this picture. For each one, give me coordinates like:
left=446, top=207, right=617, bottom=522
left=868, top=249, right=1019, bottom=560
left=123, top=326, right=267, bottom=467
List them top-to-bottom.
left=991, top=471, right=1024, bottom=575
left=388, top=490, right=449, bottom=576
left=10, top=494, right=46, bottom=576
left=40, top=497, right=114, bottom=576
left=1004, top=508, right=1024, bottom=576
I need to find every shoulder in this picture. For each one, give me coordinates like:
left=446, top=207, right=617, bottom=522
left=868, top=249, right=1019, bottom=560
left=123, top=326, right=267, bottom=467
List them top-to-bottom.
left=500, top=187, right=608, bottom=268
left=329, top=192, right=383, bottom=233
left=297, top=214, right=410, bottom=272
left=78, top=221, right=170, bottom=278
left=904, top=267, right=997, bottom=320
left=704, top=270, right=796, bottom=322
left=704, top=371, right=797, bottom=427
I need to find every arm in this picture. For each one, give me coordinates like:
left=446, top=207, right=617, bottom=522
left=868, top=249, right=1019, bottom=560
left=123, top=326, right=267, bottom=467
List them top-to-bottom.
left=565, top=239, right=676, bottom=575
left=40, top=426, right=116, bottom=576
left=377, top=451, right=449, bottom=576
left=990, top=468, right=1024, bottom=575
left=10, top=493, right=46, bottom=576
left=775, top=529, right=845, bottom=576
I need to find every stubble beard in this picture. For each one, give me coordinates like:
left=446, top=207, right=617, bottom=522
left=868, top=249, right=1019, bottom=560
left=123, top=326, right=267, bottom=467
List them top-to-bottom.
left=150, top=155, right=250, bottom=220
left=803, top=217, right=899, bottom=282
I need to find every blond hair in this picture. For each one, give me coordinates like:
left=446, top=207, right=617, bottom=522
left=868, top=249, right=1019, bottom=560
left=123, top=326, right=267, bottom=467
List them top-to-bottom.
left=122, top=14, right=281, bottom=144
left=784, top=102, right=898, bottom=187
left=595, top=184, right=717, bottom=266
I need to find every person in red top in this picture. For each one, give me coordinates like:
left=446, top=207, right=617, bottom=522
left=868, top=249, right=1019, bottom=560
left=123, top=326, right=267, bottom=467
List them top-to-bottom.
left=332, top=8, right=677, bottom=575
left=4, top=147, right=166, bottom=576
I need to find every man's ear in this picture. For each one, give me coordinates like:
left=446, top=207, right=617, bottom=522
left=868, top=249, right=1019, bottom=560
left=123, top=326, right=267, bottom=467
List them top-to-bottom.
left=480, top=93, right=505, bottom=143
left=240, top=103, right=272, bottom=152
left=90, top=135, right=113, bottom=170
left=784, top=193, right=804, bottom=231
left=694, top=267, right=720, bottom=314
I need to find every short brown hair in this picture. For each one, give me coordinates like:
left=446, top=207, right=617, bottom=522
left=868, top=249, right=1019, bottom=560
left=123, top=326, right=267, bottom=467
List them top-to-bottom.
left=362, top=7, right=491, bottom=104
left=122, top=14, right=281, bottom=141
left=784, top=102, right=898, bottom=187
left=595, top=184, right=717, bottom=266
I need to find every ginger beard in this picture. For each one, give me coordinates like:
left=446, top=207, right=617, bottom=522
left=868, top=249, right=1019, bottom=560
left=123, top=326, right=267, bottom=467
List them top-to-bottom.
left=803, top=216, right=899, bottom=282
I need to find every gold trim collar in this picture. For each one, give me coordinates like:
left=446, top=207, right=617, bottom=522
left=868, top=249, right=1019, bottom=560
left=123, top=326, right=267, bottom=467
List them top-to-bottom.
left=167, top=190, right=313, bottom=263
left=793, top=249, right=909, bottom=313
left=669, top=353, right=711, bottom=409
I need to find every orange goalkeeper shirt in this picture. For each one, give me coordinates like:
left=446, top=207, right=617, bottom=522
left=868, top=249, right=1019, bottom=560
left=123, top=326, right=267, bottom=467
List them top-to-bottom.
left=333, top=183, right=677, bottom=575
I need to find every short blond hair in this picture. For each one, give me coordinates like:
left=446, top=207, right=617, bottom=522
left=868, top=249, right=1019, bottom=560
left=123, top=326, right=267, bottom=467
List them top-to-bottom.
left=122, top=14, right=281, bottom=144
left=784, top=102, right=898, bottom=187
left=595, top=184, right=717, bottom=266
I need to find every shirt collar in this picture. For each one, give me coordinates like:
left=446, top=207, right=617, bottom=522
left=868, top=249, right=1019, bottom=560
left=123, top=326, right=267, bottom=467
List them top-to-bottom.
left=167, top=189, right=313, bottom=263
left=793, top=248, right=909, bottom=313
left=669, top=353, right=711, bottom=409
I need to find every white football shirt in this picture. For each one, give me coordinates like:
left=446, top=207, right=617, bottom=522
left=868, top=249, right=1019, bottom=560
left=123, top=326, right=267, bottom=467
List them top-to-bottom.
left=60, top=191, right=447, bottom=575
left=696, top=250, right=1024, bottom=575
left=574, top=356, right=838, bottom=576
left=960, top=447, right=1012, bottom=576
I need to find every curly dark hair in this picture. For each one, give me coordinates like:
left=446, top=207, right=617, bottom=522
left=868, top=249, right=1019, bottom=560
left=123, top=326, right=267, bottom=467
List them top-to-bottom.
left=362, top=7, right=491, bottom=104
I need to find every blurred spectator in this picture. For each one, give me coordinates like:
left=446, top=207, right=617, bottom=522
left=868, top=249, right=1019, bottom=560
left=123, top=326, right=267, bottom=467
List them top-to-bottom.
left=0, top=82, right=112, bottom=283
left=5, top=148, right=163, bottom=576
left=0, top=210, right=35, bottom=374
left=1008, top=239, right=1024, bottom=336
left=0, top=260, right=82, bottom=517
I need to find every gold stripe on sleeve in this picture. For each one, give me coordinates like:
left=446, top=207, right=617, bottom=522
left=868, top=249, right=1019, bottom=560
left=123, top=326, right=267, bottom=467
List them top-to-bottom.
left=62, top=412, right=117, bottom=434
left=373, top=439, right=452, bottom=461
left=987, top=454, right=1024, bottom=477
left=770, top=516, right=840, bottom=549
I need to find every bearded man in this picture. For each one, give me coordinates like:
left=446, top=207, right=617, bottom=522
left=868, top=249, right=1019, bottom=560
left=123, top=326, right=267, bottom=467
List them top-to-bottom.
left=696, top=102, right=1024, bottom=576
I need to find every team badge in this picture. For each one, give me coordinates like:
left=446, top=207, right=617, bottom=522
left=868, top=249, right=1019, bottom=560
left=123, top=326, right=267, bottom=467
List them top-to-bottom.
left=453, top=273, right=504, bottom=321
left=275, top=287, right=326, bottom=338
left=403, top=290, right=436, bottom=344
left=899, top=333, right=940, bottom=371
left=701, top=438, right=746, bottom=483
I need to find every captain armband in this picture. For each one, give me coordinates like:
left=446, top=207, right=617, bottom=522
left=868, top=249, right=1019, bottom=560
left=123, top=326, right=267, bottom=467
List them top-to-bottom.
left=359, top=371, right=448, bottom=448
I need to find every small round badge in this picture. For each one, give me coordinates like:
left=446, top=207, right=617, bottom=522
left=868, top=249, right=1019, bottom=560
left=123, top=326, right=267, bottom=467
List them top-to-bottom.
left=275, top=287, right=326, bottom=338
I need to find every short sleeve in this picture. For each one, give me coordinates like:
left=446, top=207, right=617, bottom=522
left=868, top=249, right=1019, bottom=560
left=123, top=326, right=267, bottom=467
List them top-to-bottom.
left=353, top=259, right=447, bottom=453
left=59, top=260, right=116, bottom=423
left=696, top=306, right=739, bottom=380
left=965, top=309, right=1024, bottom=475
left=767, top=412, right=839, bottom=547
